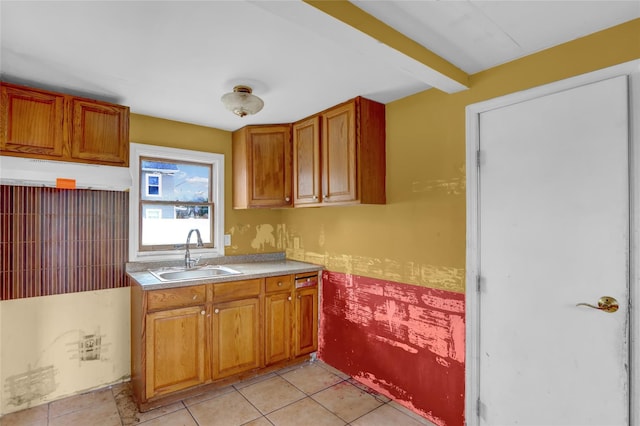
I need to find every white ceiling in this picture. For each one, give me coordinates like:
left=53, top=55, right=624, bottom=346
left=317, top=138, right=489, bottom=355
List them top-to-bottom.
left=1, top=1, right=638, bottom=132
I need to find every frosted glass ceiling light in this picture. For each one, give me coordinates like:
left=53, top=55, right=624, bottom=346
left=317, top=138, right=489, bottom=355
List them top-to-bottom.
left=221, top=85, right=264, bottom=117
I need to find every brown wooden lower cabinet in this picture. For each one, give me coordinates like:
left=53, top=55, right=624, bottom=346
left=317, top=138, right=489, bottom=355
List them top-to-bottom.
left=130, top=273, right=319, bottom=411
left=265, top=275, right=293, bottom=365
left=294, top=285, right=319, bottom=356
left=212, top=297, right=261, bottom=379
left=145, top=306, right=206, bottom=399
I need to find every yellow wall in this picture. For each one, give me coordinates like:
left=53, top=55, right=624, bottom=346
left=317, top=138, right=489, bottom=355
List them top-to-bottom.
left=281, top=18, right=640, bottom=293
left=129, top=114, right=285, bottom=255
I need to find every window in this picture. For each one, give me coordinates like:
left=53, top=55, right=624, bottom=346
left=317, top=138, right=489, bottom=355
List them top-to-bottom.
left=130, top=143, right=225, bottom=261
left=145, top=173, right=162, bottom=197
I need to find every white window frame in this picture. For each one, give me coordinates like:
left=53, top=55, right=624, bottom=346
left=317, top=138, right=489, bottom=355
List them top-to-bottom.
left=129, top=142, right=225, bottom=262
left=145, top=173, right=162, bottom=197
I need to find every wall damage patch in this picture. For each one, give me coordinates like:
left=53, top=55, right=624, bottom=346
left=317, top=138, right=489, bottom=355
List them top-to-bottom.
left=319, top=271, right=465, bottom=426
left=67, top=328, right=109, bottom=362
left=4, top=365, right=57, bottom=406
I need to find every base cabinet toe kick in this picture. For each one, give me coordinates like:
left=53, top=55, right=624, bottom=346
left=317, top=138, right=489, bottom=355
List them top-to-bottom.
left=129, top=272, right=319, bottom=411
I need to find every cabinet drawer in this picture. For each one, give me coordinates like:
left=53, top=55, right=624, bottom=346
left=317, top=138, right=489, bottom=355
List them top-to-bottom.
left=265, top=275, right=293, bottom=293
left=214, top=279, right=261, bottom=301
left=147, top=285, right=206, bottom=311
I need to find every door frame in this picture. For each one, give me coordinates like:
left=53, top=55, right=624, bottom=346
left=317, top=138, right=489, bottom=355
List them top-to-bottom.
left=465, top=59, right=640, bottom=425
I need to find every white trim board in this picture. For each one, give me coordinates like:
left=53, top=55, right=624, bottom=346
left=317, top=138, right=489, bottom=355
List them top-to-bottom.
left=464, top=59, right=640, bottom=426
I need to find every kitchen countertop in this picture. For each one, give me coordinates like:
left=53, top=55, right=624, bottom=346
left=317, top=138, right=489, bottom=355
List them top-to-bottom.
left=127, top=255, right=323, bottom=291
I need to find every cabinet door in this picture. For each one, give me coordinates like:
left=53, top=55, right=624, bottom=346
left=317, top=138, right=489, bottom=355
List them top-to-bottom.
left=0, top=83, right=65, bottom=158
left=70, top=98, right=129, bottom=166
left=321, top=101, right=357, bottom=204
left=293, top=116, right=321, bottom=206
left=245, top=125, right=292, bottom=208
left=294, top=287, right=318, bottom=356
left=265, top=292, right=292, bottom=365
left=212, top=298, right=261, bottom=379
left=145, top=306, right=206, bottom=399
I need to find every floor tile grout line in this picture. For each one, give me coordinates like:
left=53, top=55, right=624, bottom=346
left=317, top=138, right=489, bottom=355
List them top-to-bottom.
left=275, top=366, right=348, bottom=397
left=309, top=380, right=388, bottom=425
left=237, top=383, right=309, bottom=418
left=235, top=385, right=276, bottom=419
left=183, top=401, right=201, bottom=426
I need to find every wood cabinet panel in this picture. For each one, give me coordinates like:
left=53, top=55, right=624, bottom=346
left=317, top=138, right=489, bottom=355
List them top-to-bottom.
left=0, top=84, right=65, bottom=157
left=70, top=98, right=129, bottom=165
left=322, top=102, right=357, bottom=203
left=292, top=116, right=321, bottom=206
left=232, top=124, right=292, bottom=208
left=265, top=274, right=293, bottom=293
left=213, top=278, right=261, bottom=301
left=147, top=285, right=206, bottom=311
left=294, top=286, right=318, bottom=356
left=265, top=292, right=292, bottom=365
left=212, top=297, right=261, bottom=379
left=145, top=305, right=206, bottom=399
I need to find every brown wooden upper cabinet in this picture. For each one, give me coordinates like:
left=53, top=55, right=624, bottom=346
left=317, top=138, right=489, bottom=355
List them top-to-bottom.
left=0, top=82, right=130, bottom=167
left=293, top=97, right=386, bottom=207
left=232, top=124, right=292, bottom=209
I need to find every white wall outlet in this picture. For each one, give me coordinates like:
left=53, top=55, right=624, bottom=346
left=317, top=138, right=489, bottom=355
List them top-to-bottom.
left=224, top=234, right=231, bottom=246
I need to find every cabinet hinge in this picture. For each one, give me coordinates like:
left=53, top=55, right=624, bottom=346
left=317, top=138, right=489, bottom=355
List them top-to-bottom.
left=476, top=150, right=481, bottom=168
left=476, top=275, right=481, bottom=292
left=477, top=397, right=481, bottom=417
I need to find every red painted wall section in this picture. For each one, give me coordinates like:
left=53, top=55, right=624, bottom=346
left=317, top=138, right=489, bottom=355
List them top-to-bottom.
left=318, top=271, right=465, bottom=426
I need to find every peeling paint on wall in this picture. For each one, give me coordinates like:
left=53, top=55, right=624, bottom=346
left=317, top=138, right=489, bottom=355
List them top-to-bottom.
left=411, top=165, right=466, bottom=196
left=238, top=223, right=288, bottom=252
left=250, top=224, right=275, bottom=250
left=284, top=248, right=465, bottom=293
left=319, top=271, right=465, bottom=426
left=4, top=365, right=57, bottom=407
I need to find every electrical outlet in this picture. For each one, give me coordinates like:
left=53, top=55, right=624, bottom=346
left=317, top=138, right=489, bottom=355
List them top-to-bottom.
left=224, top=234, right=231, bottom=246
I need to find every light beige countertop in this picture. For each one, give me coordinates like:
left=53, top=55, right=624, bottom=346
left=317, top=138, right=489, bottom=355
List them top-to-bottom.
left=126, top=253, right=323, bottom=290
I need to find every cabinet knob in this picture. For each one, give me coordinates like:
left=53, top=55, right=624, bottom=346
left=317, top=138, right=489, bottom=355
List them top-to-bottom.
left=324, top=194, right=329, bottom=199
left=313, top=195, right=318, bottom=200
left=285, top=197, right=291, bottom=202
left=278, top=281, right=283, bottom=287
left=297, top=295, right=302, bottom=299
left=214, top=308, right=220, bottom=314
left=200, top=310, right=205, bottom=315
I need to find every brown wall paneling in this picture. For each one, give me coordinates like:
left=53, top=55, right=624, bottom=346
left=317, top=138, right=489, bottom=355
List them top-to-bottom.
left=0, top=185, right=128, bottom=300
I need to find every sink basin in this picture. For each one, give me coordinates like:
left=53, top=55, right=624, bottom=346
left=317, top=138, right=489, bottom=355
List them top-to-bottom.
left=149, top=265, right=242, bottom=282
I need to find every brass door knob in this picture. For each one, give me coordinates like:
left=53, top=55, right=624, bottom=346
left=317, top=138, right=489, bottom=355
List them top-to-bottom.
left=576, top=296, right=619, bottom=313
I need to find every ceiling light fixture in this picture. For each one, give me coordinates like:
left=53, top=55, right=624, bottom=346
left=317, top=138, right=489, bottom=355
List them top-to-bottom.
left=221, top=85, right=264, bottom=117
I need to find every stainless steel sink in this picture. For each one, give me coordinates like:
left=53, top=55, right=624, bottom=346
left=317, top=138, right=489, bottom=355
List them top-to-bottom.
left=149, top=265, right=242, bottom=282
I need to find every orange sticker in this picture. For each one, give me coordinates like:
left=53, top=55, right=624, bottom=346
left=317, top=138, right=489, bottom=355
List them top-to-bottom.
left=56, top=178, right=76, bottom=189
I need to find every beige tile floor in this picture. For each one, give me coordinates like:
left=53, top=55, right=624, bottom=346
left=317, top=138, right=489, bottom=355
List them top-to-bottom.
left=0, top=361, right=436, bottom=426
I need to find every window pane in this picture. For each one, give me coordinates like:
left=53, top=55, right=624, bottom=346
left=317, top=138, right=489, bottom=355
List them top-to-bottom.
left=141, top=159, right=210, bottom=202
left=141, top=203, right=211, bottom=246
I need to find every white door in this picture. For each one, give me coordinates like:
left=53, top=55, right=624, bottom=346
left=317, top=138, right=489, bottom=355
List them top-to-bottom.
left=476, top=76, right=629, bottom=425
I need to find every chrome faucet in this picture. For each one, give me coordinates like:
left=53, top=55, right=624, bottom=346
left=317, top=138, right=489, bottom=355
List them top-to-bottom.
left=185, top=229, right=203, bottom=268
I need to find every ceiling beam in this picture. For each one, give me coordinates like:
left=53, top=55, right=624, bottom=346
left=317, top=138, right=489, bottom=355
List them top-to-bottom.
left=303, top=0, right=469, bottom=93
